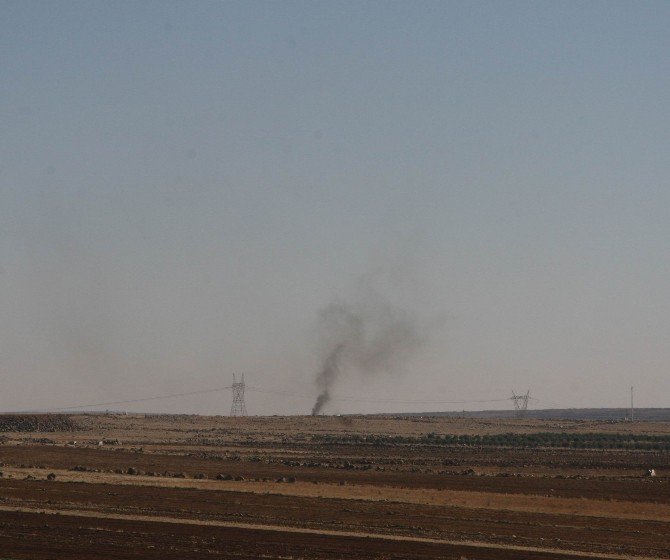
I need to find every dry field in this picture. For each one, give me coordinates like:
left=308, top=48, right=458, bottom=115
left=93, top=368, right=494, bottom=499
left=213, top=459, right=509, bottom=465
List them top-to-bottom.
left=0, top=413, right=668, bottom=559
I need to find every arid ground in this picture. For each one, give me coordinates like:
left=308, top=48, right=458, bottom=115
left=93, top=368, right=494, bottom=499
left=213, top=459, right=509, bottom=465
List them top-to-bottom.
left=0, top=413, right=668, bottom=559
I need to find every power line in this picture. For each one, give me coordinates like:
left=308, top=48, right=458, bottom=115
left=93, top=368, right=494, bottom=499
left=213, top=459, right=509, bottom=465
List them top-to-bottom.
left=6, top=382, right=557, bottom=414
left=246, top=385, right=510, bottom=405
left=19, top=386, right=233, bottom=413
left=46, top=386, right=512, bottom=411
left=245, top=386, right=313, bottom=399
left=333, top=396, right=510, bottom=405
left=529, top=396, right=569, bottom=408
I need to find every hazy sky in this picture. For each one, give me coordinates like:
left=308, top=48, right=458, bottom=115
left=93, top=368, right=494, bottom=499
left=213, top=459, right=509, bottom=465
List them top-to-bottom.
left=2, top=1, right=669, bottom=414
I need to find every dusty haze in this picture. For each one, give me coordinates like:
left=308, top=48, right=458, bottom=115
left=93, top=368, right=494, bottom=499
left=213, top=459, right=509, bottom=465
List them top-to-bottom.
left=2, top=3, right=670, bottom=414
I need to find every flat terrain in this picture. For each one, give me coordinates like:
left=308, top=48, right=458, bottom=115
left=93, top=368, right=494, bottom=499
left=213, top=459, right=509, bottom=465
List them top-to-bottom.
left=0, top=414, right=668, bottom=559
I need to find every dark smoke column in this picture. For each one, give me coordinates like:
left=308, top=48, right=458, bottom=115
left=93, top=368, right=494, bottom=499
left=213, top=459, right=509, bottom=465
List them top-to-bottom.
left=310, top=279, right=431, bottom=415
left=311, top=344, right=344, bottom=415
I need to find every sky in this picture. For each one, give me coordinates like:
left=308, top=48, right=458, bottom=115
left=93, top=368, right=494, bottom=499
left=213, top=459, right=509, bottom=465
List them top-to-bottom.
left=2, top=1, right=669, bottom=415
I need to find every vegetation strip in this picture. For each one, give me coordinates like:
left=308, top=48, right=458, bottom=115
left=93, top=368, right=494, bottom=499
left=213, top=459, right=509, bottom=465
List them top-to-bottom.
left=314, top=432, right=670, bottom=450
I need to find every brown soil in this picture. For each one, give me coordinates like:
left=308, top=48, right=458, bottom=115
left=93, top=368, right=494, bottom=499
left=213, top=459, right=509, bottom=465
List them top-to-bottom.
left=0, top=414, right=668, bottom=559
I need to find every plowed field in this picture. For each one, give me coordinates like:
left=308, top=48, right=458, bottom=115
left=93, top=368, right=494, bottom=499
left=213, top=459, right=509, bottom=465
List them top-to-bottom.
left=0, top=414, right=667, bottom=559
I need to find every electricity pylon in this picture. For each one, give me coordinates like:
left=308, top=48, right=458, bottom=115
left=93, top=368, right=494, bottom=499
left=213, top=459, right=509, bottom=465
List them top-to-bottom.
left=230, top=374, right=248, bottom=416
left=511, top=390, right=530, bottom=419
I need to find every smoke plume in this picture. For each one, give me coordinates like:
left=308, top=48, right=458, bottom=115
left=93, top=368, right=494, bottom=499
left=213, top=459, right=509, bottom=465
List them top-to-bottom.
left=311, top=283, right=428, bottom=415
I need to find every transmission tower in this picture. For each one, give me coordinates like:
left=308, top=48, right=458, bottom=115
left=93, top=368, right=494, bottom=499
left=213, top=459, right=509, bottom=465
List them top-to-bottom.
left=230, top=374, right=248, bottom=416
left=511, top=390, right=530, bottom=419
